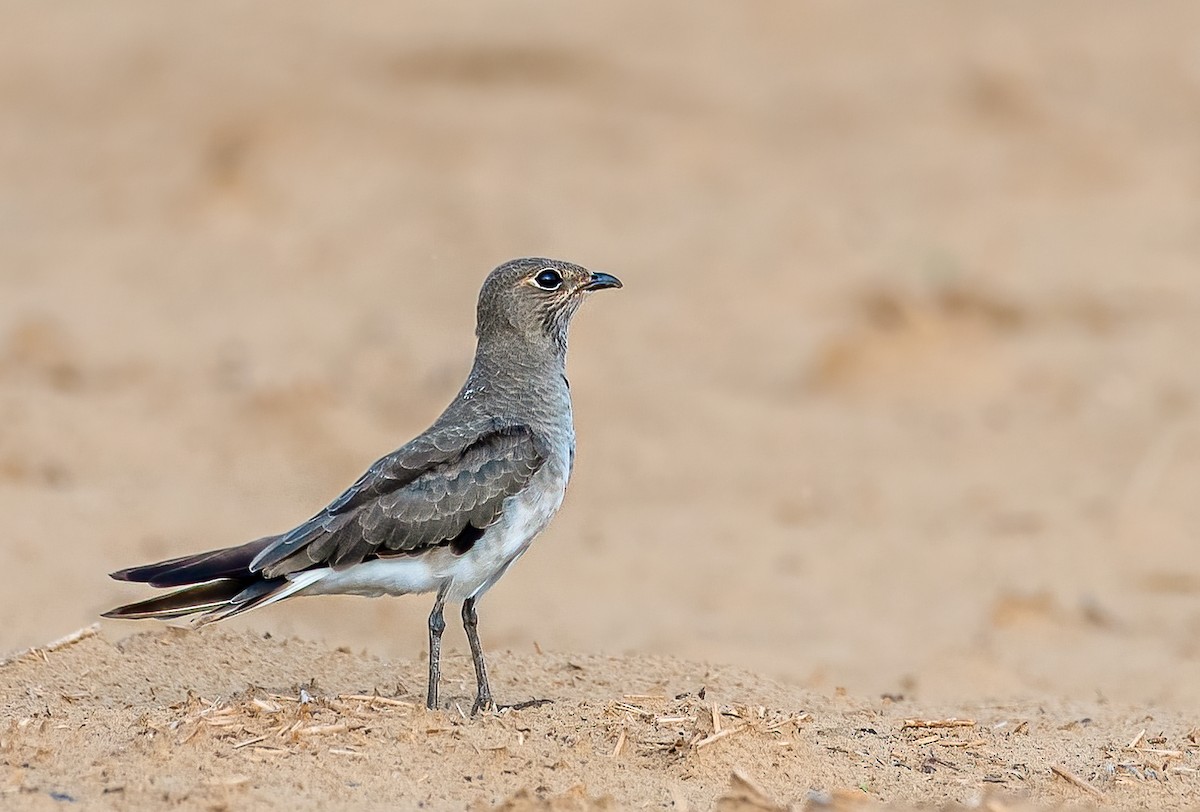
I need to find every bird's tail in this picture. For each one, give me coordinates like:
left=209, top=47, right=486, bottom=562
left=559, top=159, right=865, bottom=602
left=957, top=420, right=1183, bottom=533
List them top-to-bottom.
left=103, top=537, right=320, bottom=624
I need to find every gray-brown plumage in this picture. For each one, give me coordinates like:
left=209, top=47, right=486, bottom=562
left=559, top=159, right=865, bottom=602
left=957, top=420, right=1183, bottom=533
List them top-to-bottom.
left=104, top=258, right=621, bottom=713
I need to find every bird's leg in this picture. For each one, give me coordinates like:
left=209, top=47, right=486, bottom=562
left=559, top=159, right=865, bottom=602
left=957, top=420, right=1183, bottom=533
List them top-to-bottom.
left=426, top=588, right=448, bottom=710
left=462, top=597, right=494, bottom=714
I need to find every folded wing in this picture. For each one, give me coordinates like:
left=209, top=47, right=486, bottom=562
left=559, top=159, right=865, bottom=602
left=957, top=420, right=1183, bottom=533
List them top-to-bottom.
left=104, top=421, right=547, bottom=623
left=251, top=422, right=547, bottom=576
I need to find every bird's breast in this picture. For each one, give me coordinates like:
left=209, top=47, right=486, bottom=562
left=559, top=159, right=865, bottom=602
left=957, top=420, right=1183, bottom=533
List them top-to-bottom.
left=442, top=439, right=571, bottom=602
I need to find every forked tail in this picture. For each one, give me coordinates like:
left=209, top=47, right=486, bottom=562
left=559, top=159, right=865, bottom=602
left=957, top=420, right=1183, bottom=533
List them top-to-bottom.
left=102, top=537, right=316, bottom=624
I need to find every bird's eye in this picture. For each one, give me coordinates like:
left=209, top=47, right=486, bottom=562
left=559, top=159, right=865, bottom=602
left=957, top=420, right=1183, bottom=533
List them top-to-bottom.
left=533, top=269, right=563, bottom=290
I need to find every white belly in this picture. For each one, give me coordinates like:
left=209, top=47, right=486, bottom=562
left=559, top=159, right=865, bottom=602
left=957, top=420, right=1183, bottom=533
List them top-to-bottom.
left=300, top=454, right=570, bottom=604
left=441, top=474, right=566, bottom=601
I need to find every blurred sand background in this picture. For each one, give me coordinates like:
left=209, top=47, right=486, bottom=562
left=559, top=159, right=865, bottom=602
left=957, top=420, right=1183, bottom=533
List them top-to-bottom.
left=3, top=2, right=1200, bottom=808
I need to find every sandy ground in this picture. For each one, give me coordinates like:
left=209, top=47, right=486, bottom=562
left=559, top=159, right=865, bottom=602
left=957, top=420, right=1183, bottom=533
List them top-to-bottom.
left=3, top=1, right=1200, bottom=808
left=3, top=628, right=1198, bottom=811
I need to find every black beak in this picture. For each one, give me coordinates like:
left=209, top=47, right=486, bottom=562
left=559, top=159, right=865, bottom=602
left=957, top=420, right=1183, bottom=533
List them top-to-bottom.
left=582, top=271, right=623, bottom=291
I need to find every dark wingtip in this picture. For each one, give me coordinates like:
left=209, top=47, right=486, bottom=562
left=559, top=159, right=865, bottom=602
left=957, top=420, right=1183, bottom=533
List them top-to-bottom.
left=104, top=538, right=274, bottom=588
left=107, top=563, right=171, bottom=585
left=100, top=579, right=256, bottom=621
left=100, top=602, right=150, bottom=619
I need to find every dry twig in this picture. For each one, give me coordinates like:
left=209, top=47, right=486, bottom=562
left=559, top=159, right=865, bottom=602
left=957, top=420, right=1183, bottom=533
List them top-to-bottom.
left=0, top=624, right=100, bottom=668
left=902, top=718, right=976, bottom=730
left=695, top=724, right=745, bottom=750
left=610, top=729, right=627, bottom=758
left=1051, top=765, right=1104, bottom=798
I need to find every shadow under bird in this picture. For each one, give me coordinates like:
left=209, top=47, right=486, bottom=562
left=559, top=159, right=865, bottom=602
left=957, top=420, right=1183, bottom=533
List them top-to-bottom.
left=104, top=258, right=621, bottom=714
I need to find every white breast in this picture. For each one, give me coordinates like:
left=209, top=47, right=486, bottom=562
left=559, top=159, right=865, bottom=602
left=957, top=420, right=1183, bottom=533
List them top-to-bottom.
left=441, top=444, right=571, bottom=602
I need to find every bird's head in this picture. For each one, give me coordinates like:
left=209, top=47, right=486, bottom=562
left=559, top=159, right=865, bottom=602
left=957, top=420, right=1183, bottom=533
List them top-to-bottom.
left=475, top=258, right=622, bottom=352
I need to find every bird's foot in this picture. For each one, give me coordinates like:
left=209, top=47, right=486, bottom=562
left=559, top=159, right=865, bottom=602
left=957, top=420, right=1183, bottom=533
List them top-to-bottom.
left=470, top=691, right=494, bottom=716
left=471, top=696, right=553, bottom=715
left=502, top=698, right=554, bottom=712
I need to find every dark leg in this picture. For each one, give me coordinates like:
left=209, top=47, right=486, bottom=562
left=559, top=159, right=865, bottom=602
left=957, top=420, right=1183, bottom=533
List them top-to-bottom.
left=426, top=588, right=447, bottom=710
left=462, top=597, right=493, bottom=715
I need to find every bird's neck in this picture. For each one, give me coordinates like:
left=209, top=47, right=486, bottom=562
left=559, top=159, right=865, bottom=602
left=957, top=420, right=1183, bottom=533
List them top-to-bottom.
left=475, top=322, right=569, bottom=368
left=462, top=332, right=570, bottom=410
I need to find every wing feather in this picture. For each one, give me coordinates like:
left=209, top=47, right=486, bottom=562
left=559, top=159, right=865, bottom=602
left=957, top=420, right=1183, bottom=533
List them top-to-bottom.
left=252, top=423, right=546, bottom=577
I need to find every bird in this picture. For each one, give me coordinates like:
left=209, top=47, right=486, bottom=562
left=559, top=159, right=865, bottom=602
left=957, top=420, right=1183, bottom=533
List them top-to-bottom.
left=103, top=258, right=621, bottom=714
